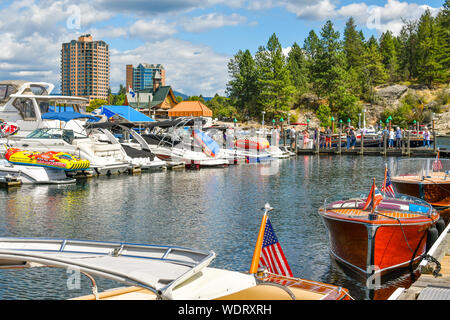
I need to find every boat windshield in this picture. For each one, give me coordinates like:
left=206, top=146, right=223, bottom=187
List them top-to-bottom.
left=36, top=99, right=84, bottom=115
left=26, top=128, right=87, bottom=144
left=390, top=158, right=450, bottom=178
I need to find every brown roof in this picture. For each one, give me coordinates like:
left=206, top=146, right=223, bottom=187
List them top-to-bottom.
left=168, top=101, right=212, bottom=117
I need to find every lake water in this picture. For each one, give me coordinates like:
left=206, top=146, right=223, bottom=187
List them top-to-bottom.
left=0, top=152, right=444, bottom=300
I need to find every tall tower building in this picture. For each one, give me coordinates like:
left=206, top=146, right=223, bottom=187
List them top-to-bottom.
left=61, top=34, right=110, bottom=101
left=126, top=64, right=165, bottom=92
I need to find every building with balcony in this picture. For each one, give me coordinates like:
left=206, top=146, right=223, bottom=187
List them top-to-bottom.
left=61, top=34, right=110, bottom=101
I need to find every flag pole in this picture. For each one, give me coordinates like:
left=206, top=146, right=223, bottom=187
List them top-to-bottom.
left=382, top=163, right=387, bottom=197
left=249, top=204, right=271, bottom=274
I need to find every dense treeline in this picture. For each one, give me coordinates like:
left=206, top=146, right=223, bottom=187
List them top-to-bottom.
left=209, top=1, right=449, bottom=125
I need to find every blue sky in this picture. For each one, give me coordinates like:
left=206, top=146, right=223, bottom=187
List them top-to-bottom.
left=0, top=0, right=444, bottom=96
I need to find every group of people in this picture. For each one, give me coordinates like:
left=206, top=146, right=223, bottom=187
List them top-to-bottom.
left=271, top=124, right=433, bottom=150
left=382, top=126, right=432, bottom=149
left=383, top=127, right=404, bottom=149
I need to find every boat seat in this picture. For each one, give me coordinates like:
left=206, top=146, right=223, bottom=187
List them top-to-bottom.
left=215, top=284, right=325, bottom=300
left=71, top=286, right=157, bottom=300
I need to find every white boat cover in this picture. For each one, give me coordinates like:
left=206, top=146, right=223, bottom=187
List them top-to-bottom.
left=0, top=237, right=215, bottom=298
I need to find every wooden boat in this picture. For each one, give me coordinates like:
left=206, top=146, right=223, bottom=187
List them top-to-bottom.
left=235, top=137, right=270, bottom=150
left=5, top=147, right=90, bottom=171
left=390, top=158, right=450, bottom=220
left=318, top=194, right=440, bottom=277
left=0, top=237, right=352, bottom=300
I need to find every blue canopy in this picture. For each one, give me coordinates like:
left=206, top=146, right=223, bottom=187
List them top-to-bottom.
left=100, top=105, right=155, bottom=123
left=41, top=112, right=99, bottom=122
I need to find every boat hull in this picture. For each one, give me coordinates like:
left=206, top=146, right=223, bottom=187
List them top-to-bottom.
left=391, top=180, right=449, bottom=207
left=319, top=209, right=438, bottom=277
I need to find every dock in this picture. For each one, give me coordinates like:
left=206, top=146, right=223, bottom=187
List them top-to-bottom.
left=295, top=147, right=443, bottom=157
left=388, top=222, right=450, bottom=300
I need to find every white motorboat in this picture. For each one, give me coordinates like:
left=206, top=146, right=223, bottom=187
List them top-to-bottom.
left=0, top=80, right=96, bottom=136
left=0, top=81, right=134, bottom=175
left=142, top=118, right=229, bottom=168
left=85, top=122, right=166, bottom=171
left=203, top=126, right=272, bottom=164
left=5, top=127, right=130, bottom=176
left=267, top=145, right=292, bottom=159
left=0, top=159, right=76, bottom=184
left=0, top=237, right=352, bottom=300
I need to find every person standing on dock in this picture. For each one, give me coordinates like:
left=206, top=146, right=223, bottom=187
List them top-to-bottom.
left=289, top=126, right=296, bottom=149
left=325, top=126, right=332, bottom=149
left=346, top=127, right=351, bottom=149
left=350, top=127, right=356, bottom=149
left=395, top=127, right=402, bottom=149
left=389, top=128, right=395, bottom=149
left=423, top=128, right=431, bottom=148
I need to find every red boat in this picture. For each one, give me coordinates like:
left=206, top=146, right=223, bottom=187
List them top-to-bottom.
left=235, top=137, right=270, bottom=150
left=390, top=158, right=450, bottom=222
left=318, top=195, right=440, bottom=277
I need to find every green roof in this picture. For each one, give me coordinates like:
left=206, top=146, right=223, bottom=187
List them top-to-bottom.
left=150, top=86, right=172, bottom=107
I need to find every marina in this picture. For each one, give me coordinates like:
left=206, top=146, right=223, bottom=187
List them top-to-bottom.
left=0, top=0, right=449, bottom=303
left=0, top=153, right=448, bottom=300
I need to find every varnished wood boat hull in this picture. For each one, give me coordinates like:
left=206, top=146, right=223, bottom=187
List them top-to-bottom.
left=391, top=180, right=449, bottom=206
left=320, top=213, right=435, bottom=277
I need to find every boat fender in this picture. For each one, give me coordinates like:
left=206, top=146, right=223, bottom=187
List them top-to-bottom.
left=435, top=218, right=445, bottom=236
left=426, top=226, right=439, bottom=252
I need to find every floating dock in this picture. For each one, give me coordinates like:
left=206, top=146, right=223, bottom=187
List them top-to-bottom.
left=295, top=147, right=443, bottom=157
left=388, top=222, right=450, bottom=300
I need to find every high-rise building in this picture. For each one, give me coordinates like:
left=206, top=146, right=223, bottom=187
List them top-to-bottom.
left=61, top=34, right=110, bottom=101
left=126, top=64, right=165, bottom=92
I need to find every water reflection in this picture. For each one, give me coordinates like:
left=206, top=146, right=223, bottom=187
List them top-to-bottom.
left=0, top=155, right=421, bottom=299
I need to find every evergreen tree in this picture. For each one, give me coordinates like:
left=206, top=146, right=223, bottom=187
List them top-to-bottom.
left=434, top=0, right=450, bottom=83
left=416, top=9, right=440, bottom=88
left=343, top=17, right=365, bottom=70
left=397, top=19, right=418, bottom=80
left=312, top=21, right=345, bottom=100
left=379, top=31, right=399, bottom=82
left=254, top=33, right=295, bottom=119
left=360, top=38, right=388, bottom=102
left=287, top=42, right=309, bottom=93
left=226, top=49, right=260, bottom=117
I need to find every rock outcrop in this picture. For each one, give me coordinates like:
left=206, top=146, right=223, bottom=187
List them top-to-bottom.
left=374, top=84, right=408, bottom=107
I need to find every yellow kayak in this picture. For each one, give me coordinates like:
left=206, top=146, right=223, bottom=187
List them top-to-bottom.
left=5, top=148, right=90, bottom=171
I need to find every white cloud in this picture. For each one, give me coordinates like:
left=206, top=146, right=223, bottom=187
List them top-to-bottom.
left=95, top=0, right=246, bottom=15
left=246, top=0, right=440, bottom=35
left=336, top=0, right=440, bottom=35
left=181, top=13, right=247, bottom=33
left=129, top=19, right=178, bottom=39
left=111, top=39, right=230, bottom=96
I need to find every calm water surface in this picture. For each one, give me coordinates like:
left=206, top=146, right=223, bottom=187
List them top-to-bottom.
left=0, top=155, right=432, bottom=300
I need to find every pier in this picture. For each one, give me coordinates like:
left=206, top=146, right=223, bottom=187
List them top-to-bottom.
left=295, top=147, right=443, bottom=157
left=389, top=222, right=450, bottom=300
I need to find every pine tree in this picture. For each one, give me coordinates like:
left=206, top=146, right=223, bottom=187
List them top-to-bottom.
left=434, top=0, right=450, bottom=83
left=416, top=9, right=440, bottom=88
left=343, top=17, right=365, bottom=70
left=312, top=20, right=345, bottom=99
left=397, top=20, right=419, bottom=80
left=379, top=31, right=399, bottom=82
left=255, top=33, right=295, bottom=119
left=360, top=38, right=388, bottom=102
left=287, top=42, right=309, bottom=93
left=226, top=49, right=260, bottom=117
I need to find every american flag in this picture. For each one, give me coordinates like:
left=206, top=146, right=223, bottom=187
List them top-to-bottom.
left=433, top=151, right=443, bottom=172
left=381, top=167, right=396, bottom=198
left=363, top=181, right=384, bottom=211
left=258, top=218, right=293, bottom=277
